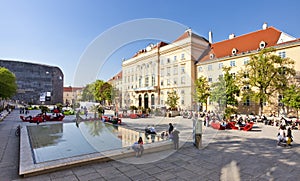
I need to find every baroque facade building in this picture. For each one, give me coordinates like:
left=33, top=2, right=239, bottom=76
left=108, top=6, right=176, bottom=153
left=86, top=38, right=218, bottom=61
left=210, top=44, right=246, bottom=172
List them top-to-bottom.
left=109, top=23, right=300, bottom=115
left=197, top=23, right=300, bottom=115
left=121, top=29, right=209, bottom=110
left=0, top=59, right=64, bottom=105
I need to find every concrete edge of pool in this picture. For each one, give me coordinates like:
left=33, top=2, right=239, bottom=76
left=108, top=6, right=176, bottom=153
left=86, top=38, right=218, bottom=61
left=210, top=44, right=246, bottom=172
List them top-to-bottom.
left=19, top=125, right=174, bottom=177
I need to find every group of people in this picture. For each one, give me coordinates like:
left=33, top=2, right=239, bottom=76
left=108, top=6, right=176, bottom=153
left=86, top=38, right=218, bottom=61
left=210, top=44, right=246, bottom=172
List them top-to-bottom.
left=132, top=123, right=180, bottom=157
left=277, top=125, right=293, bottom=146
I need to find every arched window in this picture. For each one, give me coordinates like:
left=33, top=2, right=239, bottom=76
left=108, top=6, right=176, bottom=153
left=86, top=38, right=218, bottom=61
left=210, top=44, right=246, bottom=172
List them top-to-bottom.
left=151, top=94, right=155, bottom=106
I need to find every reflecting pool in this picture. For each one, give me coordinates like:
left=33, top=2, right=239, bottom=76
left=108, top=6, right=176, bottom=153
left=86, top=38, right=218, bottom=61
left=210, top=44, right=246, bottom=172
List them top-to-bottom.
left=27, top=121, right=162, bottom=163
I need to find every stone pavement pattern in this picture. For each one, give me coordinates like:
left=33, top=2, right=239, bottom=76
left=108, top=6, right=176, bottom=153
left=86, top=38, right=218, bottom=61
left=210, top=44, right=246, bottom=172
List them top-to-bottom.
left=0, top=109, right=300, bottom=181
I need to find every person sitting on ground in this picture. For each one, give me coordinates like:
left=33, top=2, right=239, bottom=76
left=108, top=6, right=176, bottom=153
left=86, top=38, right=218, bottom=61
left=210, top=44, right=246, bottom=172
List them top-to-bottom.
left=237, top=117, right=244, bottom=127
left=221, top=120, right=227, bottom=127
left=149, top=125, right=156, bottom=134
left=277, top=125, right=287, bottom=145
left=287, top=127, right=293, bottom=146
left=161, top=131, right=165, bottom=139
left=132, top=137, right=144, bottom=157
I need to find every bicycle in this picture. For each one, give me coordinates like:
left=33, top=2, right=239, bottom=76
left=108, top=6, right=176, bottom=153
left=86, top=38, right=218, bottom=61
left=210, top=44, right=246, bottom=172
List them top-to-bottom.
left=15, top=125, right=21, bottom=137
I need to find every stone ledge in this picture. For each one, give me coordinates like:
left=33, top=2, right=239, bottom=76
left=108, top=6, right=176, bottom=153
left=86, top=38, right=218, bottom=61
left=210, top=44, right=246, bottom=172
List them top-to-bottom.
left=19, top=125, right=173, bottom=177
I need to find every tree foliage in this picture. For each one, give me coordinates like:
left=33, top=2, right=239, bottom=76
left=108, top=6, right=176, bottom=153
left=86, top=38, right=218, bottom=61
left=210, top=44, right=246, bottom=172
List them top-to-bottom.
left=239, top=48, right=295, bottom=115
left=0, top=67, right=17, bottom=99
left=211, top=67, right=240, bottom=108
left=195, top=76, right=210, bottom=111
left=94, top=80, right=112, bottom=104
left=81, top=83, right=95, bottom=102
left=281, top=85, right=300, bottom=117
left=166, top=90, right=179, bottom=110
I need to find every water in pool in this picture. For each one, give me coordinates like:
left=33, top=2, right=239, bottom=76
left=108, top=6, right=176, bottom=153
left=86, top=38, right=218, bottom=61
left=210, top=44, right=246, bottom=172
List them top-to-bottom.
left=27, top=121, right=162, bottom=163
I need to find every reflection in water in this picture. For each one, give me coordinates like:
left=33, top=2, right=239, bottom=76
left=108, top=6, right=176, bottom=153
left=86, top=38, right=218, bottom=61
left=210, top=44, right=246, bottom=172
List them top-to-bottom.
left=27, top=121, right=163, bottom=163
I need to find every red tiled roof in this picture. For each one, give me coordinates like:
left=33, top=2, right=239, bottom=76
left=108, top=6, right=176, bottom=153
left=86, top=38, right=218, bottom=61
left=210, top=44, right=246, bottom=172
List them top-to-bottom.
left=199, top=27, right=282, bottom=62
left=131, top=41, right=168, bottom=58
left=108, top=71, right=122, bottom=82
left=63, top=87, right=83, bottom=92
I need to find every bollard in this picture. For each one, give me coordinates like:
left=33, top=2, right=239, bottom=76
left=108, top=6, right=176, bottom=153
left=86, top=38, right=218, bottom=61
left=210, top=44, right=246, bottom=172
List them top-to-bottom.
left=193, top=118, right=202, bottom=149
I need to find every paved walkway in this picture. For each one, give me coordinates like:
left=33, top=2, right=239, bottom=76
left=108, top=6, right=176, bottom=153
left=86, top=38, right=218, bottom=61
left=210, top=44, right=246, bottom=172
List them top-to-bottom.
left=1, top=109, right=300, bottom=180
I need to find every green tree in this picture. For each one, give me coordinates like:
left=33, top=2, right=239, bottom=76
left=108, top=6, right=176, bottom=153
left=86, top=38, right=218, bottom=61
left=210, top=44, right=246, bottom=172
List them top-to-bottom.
left=239, top=48, right=295, bottom=115
left=0, top=67, right=17, bottom=99
left=210, top=67, right=239, bottom=117
left=195, top=76, right=210, bottom=111
left=94, top=80, right=112, bottom=105
left=81, top=83, right=95, bottom=102
left=281, top=85, right=300, bottom=118
left=165, top=90, right=180, bottom=110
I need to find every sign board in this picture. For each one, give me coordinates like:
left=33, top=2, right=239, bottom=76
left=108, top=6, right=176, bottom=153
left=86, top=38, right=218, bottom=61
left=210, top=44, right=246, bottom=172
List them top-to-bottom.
left=40, top=92, right=46, bottom=102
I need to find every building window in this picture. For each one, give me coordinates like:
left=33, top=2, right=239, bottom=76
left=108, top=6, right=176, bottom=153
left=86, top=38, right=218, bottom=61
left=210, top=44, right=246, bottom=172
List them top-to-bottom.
left=278, top=51, right=286, bottom=58
left=181, top=53, right=185, bottom=60
left=174, top=56, right=177, bottom=61
left=167, top=58, right=170, bottom=63
left=244, top=58, right=250, bottom=65
left=161, top=59, right=164, bottom=65
left=230, top=61, right=236, bottom=67
left=218, top=63, right=223, bottom=69
left=208, top=65, right=213, bottom=71
left=173, top=66, right=178, bottom=75
left=181, top=66, right=185, bottom=74
left=198, top=66, right=203, bottom=72
left=279, top=66, right=286, bottom=75
left=167, top=67, right=171, bottom=76
left=161, top=68, right=164, bottom=76
left=244, top=71, right=249, bottom=78
left=231, top=73, right=236, bottom=79
left=219, top=74, right=223, bottom=79
left=152, top=75, right=155, bottom=86
left=139, top=76, right=142, bottom=87
left=145, top=76, right=149, bottom=87
left=181, top=76, right=186, bottom=84
left=208, top=77, right=212, bottom=82
left=174, top=78, right=177, bottom=85
left=161, top=80, right=164, bottom=86
left=243, top=85, right=250, bottom=90
left=181, top=90, right=185, bottom=94
left=243, top=97, right=250, bottom=106
left=181, top=99, right=184, bottom=105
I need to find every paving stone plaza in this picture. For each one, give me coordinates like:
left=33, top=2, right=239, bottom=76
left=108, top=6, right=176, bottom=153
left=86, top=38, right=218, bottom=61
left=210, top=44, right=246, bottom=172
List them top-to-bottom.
left=0, top=109, right=299, bottom=181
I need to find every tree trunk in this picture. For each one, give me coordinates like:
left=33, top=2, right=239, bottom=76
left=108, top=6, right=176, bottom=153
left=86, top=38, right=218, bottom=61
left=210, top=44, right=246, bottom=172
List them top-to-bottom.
left=259, top=100, right=264, bottom=116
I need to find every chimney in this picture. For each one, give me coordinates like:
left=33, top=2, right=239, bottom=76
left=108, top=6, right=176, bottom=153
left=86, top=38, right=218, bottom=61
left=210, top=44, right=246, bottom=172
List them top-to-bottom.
left=262, top=22, right=268, bottom=30
left=208, top=31, right=213, bottom=43
left=229, top=33, right=235, bottom=39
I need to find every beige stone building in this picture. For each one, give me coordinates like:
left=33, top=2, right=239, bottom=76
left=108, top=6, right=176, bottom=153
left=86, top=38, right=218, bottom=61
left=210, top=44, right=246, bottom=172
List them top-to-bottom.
left=112, top=23, right=300, bottom=115
left=196, top=23, right=300, bottom=115
left=121, top=29, right=209, bottom=110
left=108, top=71, right=123, bottom=109
left=63, top=86, right=83, bottom=106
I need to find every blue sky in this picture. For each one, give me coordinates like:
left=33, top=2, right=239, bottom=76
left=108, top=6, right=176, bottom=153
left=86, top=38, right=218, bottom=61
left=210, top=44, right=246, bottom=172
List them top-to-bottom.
left=1, top=0, right=300, bottom=87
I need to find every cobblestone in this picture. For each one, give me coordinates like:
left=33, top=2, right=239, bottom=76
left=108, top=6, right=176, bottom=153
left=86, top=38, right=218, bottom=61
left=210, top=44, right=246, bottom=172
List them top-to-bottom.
left=0, top=109, right=299, bottom=181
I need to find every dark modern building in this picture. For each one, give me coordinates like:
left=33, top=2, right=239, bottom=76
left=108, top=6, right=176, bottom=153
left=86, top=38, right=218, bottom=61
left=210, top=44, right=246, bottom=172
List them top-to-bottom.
left=0, top=59, right=64, bottom=105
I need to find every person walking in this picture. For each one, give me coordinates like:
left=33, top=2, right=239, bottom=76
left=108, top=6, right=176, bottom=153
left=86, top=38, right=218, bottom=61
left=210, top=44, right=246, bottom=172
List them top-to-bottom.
left=168, top=123, right=174, bottom=135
